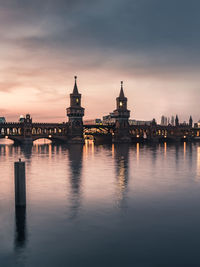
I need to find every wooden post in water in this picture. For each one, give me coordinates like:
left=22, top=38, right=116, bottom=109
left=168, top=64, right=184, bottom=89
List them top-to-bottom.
left=14, top=159, right=26, bottom=207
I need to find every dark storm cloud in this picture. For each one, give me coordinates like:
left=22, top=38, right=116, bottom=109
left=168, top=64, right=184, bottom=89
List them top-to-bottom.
left=1, top=0, right=200, bottom=78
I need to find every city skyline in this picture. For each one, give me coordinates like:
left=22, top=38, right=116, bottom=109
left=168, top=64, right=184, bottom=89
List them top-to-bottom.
left=1, top=0, right=200, bottom=122
left=0, top=77, right=197, bottom=124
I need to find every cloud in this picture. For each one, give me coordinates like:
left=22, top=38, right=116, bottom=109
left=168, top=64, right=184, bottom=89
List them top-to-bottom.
left=0, top=0, right=200, bottom=122
left=1, top=0, right=200, bottom=79
left=2, top=0, right=200, bottom=62
left=0, top=81, right=22, bottom=92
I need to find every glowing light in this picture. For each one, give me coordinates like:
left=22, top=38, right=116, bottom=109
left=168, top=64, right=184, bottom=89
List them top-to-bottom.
left=119, top=101, right=123, bottom=107
left=48, top=135, right=52, bottom=138
left=136, top=135, right=140, bottom=138
left=5, top=136, right=8, bottom=139
left=137, top=142, right=140, bottom=163
left=164, top=142, right=167, bottom=156
left=184, top=142, right=186, bottom=159
left=49, top=144, right=52, bottom=159
left=112, top=144, right=115, bottom=158
left=119, top=160, right=125, bottom=191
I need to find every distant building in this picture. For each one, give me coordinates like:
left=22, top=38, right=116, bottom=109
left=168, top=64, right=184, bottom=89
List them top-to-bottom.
left=103, top=112, right=154, bottom=126
left=102, top=113, right=115, bottom=125
left=19, top=115, right=25, bottom=123
left=161, top=115, right=168, bottom=126
left=161, top=115, right=182, bottom=126
left=175, top=115, right=179, bottom=126
left=161, top=116, right=164, bottom=125
left=171, top=116, right=175, bottom=126
left=189, top=116, right=193, bottom=127
left=0, top=117, right=6, bottom=123
left=151, top=118, right=157, bottom=126
left=84, top=119, right=102, bottom=125
left=129, top=119, right=152, bottom=126
left=194, top=120, right=200, bottom=128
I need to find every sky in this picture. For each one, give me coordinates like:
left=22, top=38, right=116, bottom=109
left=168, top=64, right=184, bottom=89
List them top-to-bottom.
left=0, top=0, right=200, bottom=123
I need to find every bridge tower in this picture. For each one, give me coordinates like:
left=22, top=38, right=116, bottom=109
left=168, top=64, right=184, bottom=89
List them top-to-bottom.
left=66, top=76, right=85, bottom=143
left=113, top=81, right=131, bottom=143
left=22, top=114, right=33, bottom=145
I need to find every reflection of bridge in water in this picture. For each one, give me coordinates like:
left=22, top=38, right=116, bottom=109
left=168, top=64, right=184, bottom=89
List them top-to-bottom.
left=0, top=77, right=200, bottom=145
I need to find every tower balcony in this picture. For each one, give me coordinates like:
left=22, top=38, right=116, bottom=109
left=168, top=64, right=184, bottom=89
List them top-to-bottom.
left=66, top=107, right=85, bottom=117
left=113, top=109, right=130, bottom=119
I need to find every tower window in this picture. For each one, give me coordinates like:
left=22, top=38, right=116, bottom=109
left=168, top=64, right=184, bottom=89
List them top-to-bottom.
left=76, top=98, right=79, bottom=104
left=119, top=101, right=123, bottom=107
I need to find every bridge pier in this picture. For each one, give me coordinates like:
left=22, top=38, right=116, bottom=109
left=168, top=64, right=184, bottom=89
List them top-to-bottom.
left=112, top=134, right=131, bottom=143
left=94, top=135, right=112, bottom=144
left=68, top=136, right=85, bottom=144
left=131, top=136, right=145, bottom=143
left=150, top=136, right=160, bottom=143
left=10, top=137, right=33, bottom=145
left=21, top=138, right=33, bottom=146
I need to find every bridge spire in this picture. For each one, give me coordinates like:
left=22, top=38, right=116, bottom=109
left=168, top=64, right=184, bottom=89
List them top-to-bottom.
left=66, top=76, right=85, bottom=143
left=73, top=76, right=79, bottom=94
left=113, top=81, right=131, bottom=143
left=119, top=81, right=125, bottom=98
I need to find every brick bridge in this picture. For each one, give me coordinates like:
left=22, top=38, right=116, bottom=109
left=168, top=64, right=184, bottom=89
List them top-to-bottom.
left=0, top=77, right=199, bottom=145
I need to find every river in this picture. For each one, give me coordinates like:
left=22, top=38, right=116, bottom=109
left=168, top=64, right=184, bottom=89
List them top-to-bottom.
left=1, top=140, right=200, bottom=266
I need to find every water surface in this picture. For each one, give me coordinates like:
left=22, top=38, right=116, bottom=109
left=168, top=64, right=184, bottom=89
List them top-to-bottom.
left=1, top=141, right=200, bottom=267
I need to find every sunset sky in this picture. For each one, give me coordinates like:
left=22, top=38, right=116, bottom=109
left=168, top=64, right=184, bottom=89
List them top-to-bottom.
left=0, top=0, right=200, bottom=123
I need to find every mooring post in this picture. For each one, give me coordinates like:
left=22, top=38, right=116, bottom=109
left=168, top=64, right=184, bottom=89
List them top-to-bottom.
left=14, top=159, right=26, bottom=207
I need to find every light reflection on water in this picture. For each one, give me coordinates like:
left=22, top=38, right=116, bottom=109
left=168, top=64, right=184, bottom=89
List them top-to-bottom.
left=1, top=142, right=200, bottom=266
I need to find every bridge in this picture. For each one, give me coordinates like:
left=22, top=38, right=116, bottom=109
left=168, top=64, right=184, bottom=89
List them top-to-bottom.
left=0, top=77, right=199, bottom=145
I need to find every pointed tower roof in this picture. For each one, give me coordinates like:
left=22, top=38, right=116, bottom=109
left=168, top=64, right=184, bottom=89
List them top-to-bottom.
left=73, top=76, right=79, bottom=94
left=119, top=81, right=125, bottom=98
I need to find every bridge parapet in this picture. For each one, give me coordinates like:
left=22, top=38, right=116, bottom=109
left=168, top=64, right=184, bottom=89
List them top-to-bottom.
left=0, top=117, right=69, bottom=144
left=129, top=124, right=196, bottom=142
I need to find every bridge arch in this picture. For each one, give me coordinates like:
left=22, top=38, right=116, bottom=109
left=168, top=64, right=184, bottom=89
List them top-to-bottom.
left=0, top=136, right=21, bottom=144
left=32, top=136, right=67, bottom=144
left=0, top=137, right=14, bottom=144
left=33, top=137, right=52, bottom=144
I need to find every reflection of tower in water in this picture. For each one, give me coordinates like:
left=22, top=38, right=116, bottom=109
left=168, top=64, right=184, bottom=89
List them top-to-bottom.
left=183, top=142, right=186, bottom=160
left=188, top=142, right=193, bottom=171
left=114, top=144, right=130, bottom=208
left=150, top=144, right=158, bottom=167
left=175, top=144, right=180, bottom=169
left=20, top=145, right=33, bottom=160
left=68, top=145, right=83, bottom=219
